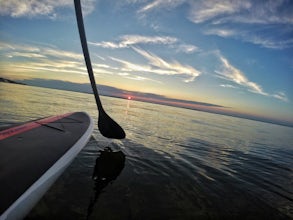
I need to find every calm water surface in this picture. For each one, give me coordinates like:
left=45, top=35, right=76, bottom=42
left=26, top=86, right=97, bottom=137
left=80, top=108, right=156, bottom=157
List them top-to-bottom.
left=1, top=83, right=292, bottom=219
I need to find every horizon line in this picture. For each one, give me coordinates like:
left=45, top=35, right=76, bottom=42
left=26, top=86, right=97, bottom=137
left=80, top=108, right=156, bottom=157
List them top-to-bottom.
left=1, top=77, right=292, bottom=128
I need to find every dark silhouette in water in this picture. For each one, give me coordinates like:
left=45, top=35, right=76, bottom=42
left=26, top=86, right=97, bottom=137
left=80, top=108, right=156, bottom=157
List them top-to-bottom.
left=86, top=147, right=125, bottom=219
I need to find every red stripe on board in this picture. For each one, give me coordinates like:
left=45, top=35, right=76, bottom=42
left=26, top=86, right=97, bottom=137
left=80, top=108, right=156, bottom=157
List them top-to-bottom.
left=0, top=112, right=73, bottom=141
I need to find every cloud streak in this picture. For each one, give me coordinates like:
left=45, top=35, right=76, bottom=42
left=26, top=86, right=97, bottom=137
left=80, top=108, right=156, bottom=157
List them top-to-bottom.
left=0, top=0, right=96, bottom=18
left=136, top=0, right=293, bottom=50
left=138, top=0, right=185, bottom=13
left=141, top=0, right=293, bottom=27
left=190, top=0, right=293, bottom=49
left=188, top=1, right=250, bottom=24
left=204, top=28, right=293, bottom=49
left=89, top=34, right=198, bottom=54
left=89, top=35, right=177, bottom=48
left=1, top=41, right=196, bottom=83
left=0, top=42, right=91, bottom=77
left=0, top=42, right=83, bottom=61
left=110, top=47, right=201, bottom=82
left=216, top=52, right=288, bottom=102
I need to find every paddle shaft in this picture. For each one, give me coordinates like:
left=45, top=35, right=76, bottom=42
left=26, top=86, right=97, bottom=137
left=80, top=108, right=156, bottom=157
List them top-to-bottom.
left=74, top=0, right=103, bottom=112
left=74, top=0, right=126, bottom=139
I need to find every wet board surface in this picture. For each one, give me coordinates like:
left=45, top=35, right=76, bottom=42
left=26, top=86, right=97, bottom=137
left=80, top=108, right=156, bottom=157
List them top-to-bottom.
left=0, top=112, right=94, bottom=220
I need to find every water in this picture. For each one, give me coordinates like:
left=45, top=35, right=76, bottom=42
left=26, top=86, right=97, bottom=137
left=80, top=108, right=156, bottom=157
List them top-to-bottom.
left=1, top=83, right=292, bottom=219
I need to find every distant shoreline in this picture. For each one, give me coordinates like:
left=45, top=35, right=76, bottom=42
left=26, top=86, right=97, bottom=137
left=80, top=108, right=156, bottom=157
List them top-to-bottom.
left=0, top=77, right=26, bottom=85
left=2, top=77, right=292, bottom=128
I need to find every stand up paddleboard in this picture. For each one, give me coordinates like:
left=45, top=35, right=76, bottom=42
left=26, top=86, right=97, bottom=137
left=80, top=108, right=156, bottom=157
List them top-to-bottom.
left=0, top=112, right=94, bottom=220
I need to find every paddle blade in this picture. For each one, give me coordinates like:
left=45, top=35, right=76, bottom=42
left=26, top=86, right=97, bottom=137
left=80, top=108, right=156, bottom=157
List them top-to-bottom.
left=98, top=111, right=126, bottom=139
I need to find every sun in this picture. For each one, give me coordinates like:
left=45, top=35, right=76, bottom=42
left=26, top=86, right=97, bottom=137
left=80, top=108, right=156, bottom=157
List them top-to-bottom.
left=128, top=96, right=132, bottom=100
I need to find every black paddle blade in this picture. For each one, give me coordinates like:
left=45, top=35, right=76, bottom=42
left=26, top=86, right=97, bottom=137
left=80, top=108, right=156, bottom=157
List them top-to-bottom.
left=98, top=111, right=126, bottom=139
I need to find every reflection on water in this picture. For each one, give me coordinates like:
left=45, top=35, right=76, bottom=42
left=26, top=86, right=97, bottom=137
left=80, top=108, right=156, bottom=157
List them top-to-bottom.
left=0, top=83, right=98, bottom=124
left=1, top=84, right=293, bottom=219
left=125, top=99, right=130, bottom=114
left=87, top=147, right=125, bottom=219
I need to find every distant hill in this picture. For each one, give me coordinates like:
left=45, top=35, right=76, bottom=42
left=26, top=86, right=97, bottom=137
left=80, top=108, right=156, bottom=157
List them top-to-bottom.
left=0, top=77, right=26, bottom=85
left=2, top=77, right=292, bottom=128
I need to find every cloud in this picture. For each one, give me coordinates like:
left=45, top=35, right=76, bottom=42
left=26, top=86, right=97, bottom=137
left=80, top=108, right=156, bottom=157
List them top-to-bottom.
left=0, top=0, right=96, bottom=18
left=135, top=0, right=293, bottom=50
left=138, top=0, right=185, bottom=13
left=188, top=0, right=293, bottom=25
left=188, top=1, right=250, bottom=24
left=191, top=1, right=293, bottom=49
left=204, top=28, right=293, bottom=49
left=204, top=28, right=236, bottom=38
left=89, top=34, right=198, bottom=53
left=89, top=35, right=177, bottom=49
left=121, top=35, right=177, bottom=46
left=244, top=36, right=293, bottom=50
left=0, top=39, right=197, bottom=87
left=0, top=41, right=173, bottom=82
left=1, top=41, right=199, bottom=83
left=90, top=41, right=120, bottom=49
left=0, top=42, right=91, bottom=76
left=0, top=42, right=40, bottom=52
left=1, top=42, right=83, bottom=61
left=173, top=44, right=199, bottom=54
left=110, top=47, right=201, bottom=82
left=43, top=48, right=84, bottom=60
left=6, top=52, right=47, bottom=59
left=216, top=52, right=289, bottom=102
left=217, top=53, right=268, bottom=96
left=110, top=56, right=155, bottom=73
left=13, top=61, right=87, bottom=75
left=124, top=75, right=161, bottom=83
left=220, top=84, right=236, bottom=89
left=273, top=92, right=289, bottom=103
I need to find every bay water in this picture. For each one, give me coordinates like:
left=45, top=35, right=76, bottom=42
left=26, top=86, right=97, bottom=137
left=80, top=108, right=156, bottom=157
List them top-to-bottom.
left=1, top=83, right=292, bottom=219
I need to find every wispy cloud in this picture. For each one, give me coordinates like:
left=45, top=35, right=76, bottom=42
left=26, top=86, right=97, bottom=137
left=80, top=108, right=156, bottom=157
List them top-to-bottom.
left=0, top=0, right=96, bottom=18
left=136, top=0, right=293, bottom=50
left=137, top=0, right=251, bottom=23
left=138, top=0, right=185, bottom=13
left=188, top=0, right=293, bottom=25
left=191, top=0, right=293, bottom=49
left=188, top=1, right=250, bottom=24
left=204, top=28, right=293, bottom=49
left=204, top=28, right=236, bottom=38
left=89, top=34, right=198, bottom=54
left=89, top=35, right=177, bottom=49
left=244, top=36, right=293, bottom=50
left=0, top=41, right=168, bottom=82
left=0, top=42, right=91, bottom=76
left=1, top=42, right=83, bottom=61
left=173, top=44, right=199, bottom=54
left=110, top=47, right=201, bottom=82
left=132, top=47, right=200, bottom=82
left=43, top=48, right=83, bottom=60
left=6, top=52, right=46, bottom=59
left=216, top=52, right=288, bottom=102
left=217, top=54, right=266, bottom=95
left=110, top=56, right=154, bottom=73
left=13, top=61, right=87, bottom=75
left=124, top=75, right=162, bottom=83
left=220, top=84, right=236, bottom=89
left=272, top=92, right=289, bottom=103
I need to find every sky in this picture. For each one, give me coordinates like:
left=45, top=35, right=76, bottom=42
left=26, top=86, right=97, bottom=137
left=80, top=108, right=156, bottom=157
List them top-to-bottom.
left=0, top=0, right=292, bottom=125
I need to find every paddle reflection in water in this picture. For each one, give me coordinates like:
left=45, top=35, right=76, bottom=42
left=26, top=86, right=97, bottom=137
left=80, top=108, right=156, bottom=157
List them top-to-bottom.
left=87, top=147, right=125, bottom=219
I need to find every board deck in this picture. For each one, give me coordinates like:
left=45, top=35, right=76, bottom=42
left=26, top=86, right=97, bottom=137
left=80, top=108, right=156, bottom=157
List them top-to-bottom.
left=0, top=112, right=94, bottom=220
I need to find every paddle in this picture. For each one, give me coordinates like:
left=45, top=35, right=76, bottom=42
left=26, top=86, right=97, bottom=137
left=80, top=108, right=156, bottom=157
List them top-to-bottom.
left=74, top=0, right=126, bottom=139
